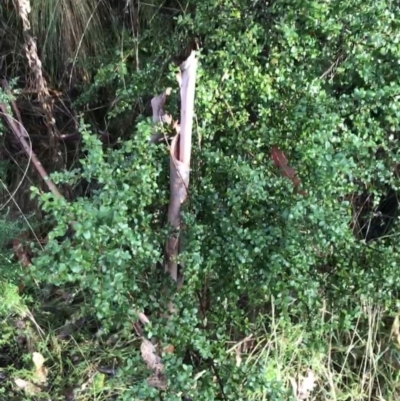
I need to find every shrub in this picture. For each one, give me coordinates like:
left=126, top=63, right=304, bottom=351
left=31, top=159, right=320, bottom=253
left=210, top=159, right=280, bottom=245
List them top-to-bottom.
left=11, top=0, right=400, bottom=399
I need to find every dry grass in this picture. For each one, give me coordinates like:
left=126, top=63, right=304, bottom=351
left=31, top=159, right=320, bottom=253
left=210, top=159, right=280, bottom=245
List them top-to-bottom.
left=28, top=0, right=116, bottom=81
left=244, top=299, right=400, bottom=401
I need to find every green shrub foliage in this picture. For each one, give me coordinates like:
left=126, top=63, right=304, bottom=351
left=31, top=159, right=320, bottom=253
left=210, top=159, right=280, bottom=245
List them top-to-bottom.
left=29, top=0, right=400, bottom=399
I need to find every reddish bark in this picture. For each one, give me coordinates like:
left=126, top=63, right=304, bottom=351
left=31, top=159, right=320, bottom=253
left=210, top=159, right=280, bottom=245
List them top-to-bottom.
left=270, top=145, right=306, bottom=196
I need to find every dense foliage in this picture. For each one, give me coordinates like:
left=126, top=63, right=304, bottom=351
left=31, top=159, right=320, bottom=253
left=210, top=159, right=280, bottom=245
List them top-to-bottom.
left=1, top=0, right=400, bottom=400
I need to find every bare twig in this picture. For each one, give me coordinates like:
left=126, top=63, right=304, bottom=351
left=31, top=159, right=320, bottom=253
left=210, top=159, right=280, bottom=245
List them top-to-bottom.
left=319, top=53, right=345, bottom=80
left=1, top=81, right=24, bottom=131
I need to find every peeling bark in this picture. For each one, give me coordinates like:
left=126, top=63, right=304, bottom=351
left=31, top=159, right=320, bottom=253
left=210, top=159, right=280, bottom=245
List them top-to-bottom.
left=165, top=51, right=198, bottom=283
left=150, top=87, right=173, bottom=144
left=166, top=134, right=190, bottom=281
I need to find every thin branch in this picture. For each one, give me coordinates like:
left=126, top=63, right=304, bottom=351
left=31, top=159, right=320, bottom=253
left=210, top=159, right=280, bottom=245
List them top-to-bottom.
left=319, top=53, right=345, bottom=80
left=0, top=110, right=62, bottom=199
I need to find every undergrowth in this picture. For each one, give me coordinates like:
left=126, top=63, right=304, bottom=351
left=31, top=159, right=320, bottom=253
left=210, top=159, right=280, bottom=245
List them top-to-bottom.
left=1, top=291, right=400, bottom=400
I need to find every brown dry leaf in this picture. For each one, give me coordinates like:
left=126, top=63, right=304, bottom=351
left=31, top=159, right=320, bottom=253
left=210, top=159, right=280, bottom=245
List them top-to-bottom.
left=141, top=339, right=164, bottom=372
left=141, top=339, right=167, bottom=389
left=163, top=344, right=175, bottom=354
left=32, top=352, right=48, bottom=384
left=14, top=378, right=41, bottom=394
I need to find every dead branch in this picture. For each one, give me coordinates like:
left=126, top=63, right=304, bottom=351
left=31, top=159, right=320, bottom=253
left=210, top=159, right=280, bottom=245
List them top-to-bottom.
left=0, top=83, right=62, bottom=199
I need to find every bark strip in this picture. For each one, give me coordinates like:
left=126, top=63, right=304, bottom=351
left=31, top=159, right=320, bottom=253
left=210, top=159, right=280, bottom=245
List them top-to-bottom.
left=165, top=51, right=198, bottom=283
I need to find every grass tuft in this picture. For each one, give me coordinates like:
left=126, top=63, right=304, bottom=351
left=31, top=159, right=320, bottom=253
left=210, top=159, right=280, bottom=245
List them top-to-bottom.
left=245, top=300, right=400, bottom=401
